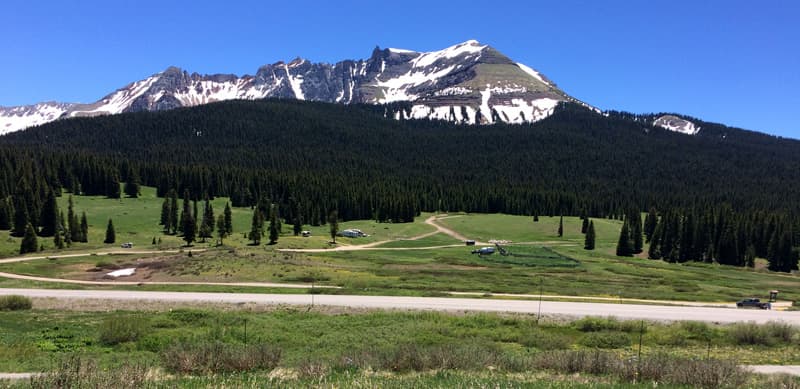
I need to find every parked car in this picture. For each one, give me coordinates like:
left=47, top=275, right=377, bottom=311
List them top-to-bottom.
left=120, top=242, right=133, bottom=249
left=471, top=247, right=495, bottom=255
left=736, top=298, right=771, bottom=309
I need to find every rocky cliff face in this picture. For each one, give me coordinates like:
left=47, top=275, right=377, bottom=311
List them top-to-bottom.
left=1, top=40, right=596, bottom=134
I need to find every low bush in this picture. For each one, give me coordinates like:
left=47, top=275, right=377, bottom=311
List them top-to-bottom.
left=0, top=295, right=32, bottom=311
left=98, top=315, right=147, bottom=345
left=572, top=316, right=640, bottom=333
left=728, top=322, right=774, bottom=346
left=519, top=329, right=571, bottom=350
left=579, top=331, right=630, bottom=349
left=161, top=341, right=281, bottom=373
left=341, top=341, right=521, bottom=373
left=533, top=350, right=746, bottom=389
left=29, top=356, right=147, bottom=389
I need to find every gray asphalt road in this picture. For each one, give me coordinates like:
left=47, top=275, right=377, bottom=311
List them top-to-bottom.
left=2, top=288, right=799, bottom=324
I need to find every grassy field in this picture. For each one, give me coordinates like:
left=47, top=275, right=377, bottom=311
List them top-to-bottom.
left=0, top=187, right=796, bottom=303
left=0, top=306, right=798, bottom=387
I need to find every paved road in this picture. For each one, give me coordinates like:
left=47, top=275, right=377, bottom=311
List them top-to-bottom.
left=0, top=272, right=330, bottom=289
left=2, top=288, right=799, bottom=324
left=747, top=365, right=800, bottom=376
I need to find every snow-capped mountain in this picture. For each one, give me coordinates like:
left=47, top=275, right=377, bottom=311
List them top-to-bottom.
left=1, top=40, right=695, bottom=135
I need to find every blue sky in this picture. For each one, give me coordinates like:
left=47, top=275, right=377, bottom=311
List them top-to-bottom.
left=2, top=0, right=799, bottom=137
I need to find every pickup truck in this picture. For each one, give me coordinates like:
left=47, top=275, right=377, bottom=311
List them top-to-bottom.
left=736, top=298, right=771, bottom=309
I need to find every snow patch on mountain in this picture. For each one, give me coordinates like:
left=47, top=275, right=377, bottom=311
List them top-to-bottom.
left=0, top=102, right=73, bottom=134
left=654, top=115, right=700, bottom=135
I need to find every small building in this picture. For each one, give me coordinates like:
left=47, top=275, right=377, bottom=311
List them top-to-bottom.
left=338, top=228, right=368, bottom=238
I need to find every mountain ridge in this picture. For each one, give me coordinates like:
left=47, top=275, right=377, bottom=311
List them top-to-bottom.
left=2, top=40, right=693, bottom=135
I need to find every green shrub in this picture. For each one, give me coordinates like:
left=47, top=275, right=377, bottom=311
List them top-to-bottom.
left=0, top=295, right=32, bottom=311
left=168, top=309, right=211, bottom=324
left=98, top=315, right=147, bottom=345
left=572, top=316, right=640, bottom=333
left=763, top=321, right=796, bottom=343
left=728, top=322, right=772, bottom=346
left=519, top=329, right=571, bottom=350
left=579, top=331, right=630, bottom=349
left=161, top=342, right=281, bottom=373
left=29, top=356, right=147, bottom=389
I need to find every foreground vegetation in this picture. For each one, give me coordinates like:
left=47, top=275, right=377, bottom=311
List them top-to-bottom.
left=1, top=308, right=799, bottom=388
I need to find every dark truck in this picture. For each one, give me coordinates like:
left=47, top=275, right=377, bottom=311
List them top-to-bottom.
left=736, top=298, right=771, bottom=310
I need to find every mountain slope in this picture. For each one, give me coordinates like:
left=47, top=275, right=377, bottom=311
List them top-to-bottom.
left=1, top=40, right=595, bottom=134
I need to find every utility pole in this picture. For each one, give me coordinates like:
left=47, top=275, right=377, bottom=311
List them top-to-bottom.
left=537, top=277, right=543, bottom=324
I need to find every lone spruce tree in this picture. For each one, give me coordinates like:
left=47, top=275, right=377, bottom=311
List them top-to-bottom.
left=223, top=202, right=233, bottom=235
left=268, top=204, right=279, bottom=245
left=248, top=208, right=263, bottom=245
left=328, top=210, right=339, bottom=244
left=79, top=212, right=89, bottom=242
left=216, top=214, right=227, bottom=245
left=557, top=215, right=564, bottom=237
left=104, top=219, right=116, bottom=244
left=584, top=220, right=596, bottom=250
left=616, top=222, right=633, bottom=257
left=19, top=223, right=38, bottom=254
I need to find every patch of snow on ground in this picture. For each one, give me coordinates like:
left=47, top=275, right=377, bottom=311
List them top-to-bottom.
left=107, top=268, right=136, bottom=277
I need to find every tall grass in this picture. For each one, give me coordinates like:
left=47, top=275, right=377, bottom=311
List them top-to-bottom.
left=0, top=295, right=32, bottom=311
left=161, top=341, right=281, bottom=374
left=28, top=356, right=148, bottom=389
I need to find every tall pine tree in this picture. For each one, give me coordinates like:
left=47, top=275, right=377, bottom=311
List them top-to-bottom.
left=104, top=219, right=116, bottom=244
left=584, top=220, right=596, bottom=250
left=616, top=222, right=633, bottom=257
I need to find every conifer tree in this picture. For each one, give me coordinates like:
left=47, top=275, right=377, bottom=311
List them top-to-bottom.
left=123, top=169, right=141, bottom=198
left=107, top=171, right=121, bottom=199
left=38, top=189, right=58, bottom=237
left=169, top=190, right=179, bottom=234
left=181, top=191, right=196, bottom=246
left=12, top=195, right=29, bottom=237
left=68, top=195, right=80, bottom=242
left=160, top=196, right=171, bottom=233
left=0, top=198, right=11, bottom=230
left=199, top=199, right=214, bottom=243
left=292, top=200, right=302, bottom=236
left=223, top=202, right=233, bottom=235
left=268, top=203, right=279, bottom=245
left=248, top=208, right=263, bottom=245
left=644, top=208, right=658, bottom=243
left=328, top=210, right=339, bottom=243
left=61, top=211, right=71, bottom=247
left=630, top=211, right=643, bottom=254
left=79, top=212, right=89, bottom=242
left=53, top=214, right=65, bottom=249
left=216, top=214, right=227, bottom=245
left=533, top=214, right=539, bottom=222
left=557, top=215, right=563, bottom=237
left=648, top=216, right=664, bottom=259
left=581, top=217, right=589, bottom=234
left=104, top=219, right=116, bottom=244
left=584, top=220, right=596, bottom=250
left=616, top=222, right=633, bottom=257
left=19, top=223, right=38, bottom=254
left=745, top=245, right=756, bottom=268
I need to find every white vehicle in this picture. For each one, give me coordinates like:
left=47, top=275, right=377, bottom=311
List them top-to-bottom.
left=120, top=242, right=133, bottom=248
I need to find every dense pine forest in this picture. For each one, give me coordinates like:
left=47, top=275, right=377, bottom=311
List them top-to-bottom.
left=0, top=99, right=797, bottom=270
